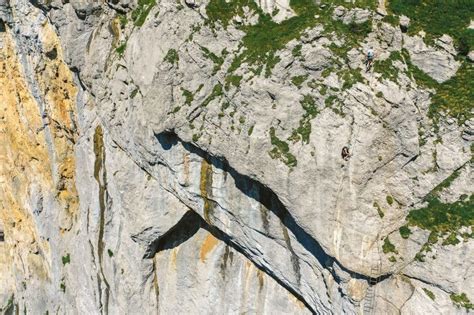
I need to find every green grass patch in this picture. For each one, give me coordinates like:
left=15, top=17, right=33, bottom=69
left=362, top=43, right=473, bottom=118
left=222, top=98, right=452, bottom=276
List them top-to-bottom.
left=132, top=0, right=157, bottom=27
left=207, top=0, right=372, bottom=76
left=388, top=0, right=474, bottom=53
left=118, top=14, right=128, bottom=28
left=382, top=14, right=399, bottom=27
left=116, top=42, right=127, bottom=57
left=292, top=44, right=302, bottom=58
left=201, top=46, right=226, bottom=74
left=164, top=48, right=179, bottom=65
left=402, top=49, right=474, bottom=124
left=373, top=51, right=403, bottom=81
left=428, top=62, right=474, bottom=124
left=340, top=68, right=365, bottom=90
left=291, top=74, right=308, bottom=88
left=225, top=75, right=243, bottom=89
left=201, top=84, right=223, bottom=107
left=130, top=88, right=139, bottom=99
left=181, top=88, right=194, bottom=105
left=288, top=95, right=319, bottom=143
left=325, top=95, right=337, bottom=107
left=171, top=106, right=181, bottom=113
left=248, top=125, right=254, bottom=136
left=269, top=127, right=297, bottom=167
left=192, top=133, right=201, bottom=142
left=428, top=168, right=462, bottom=198
left=386, top=195, right=394, bottom=206
left=407, top=195, right=474, bottom=245
left=374, top=201, right=385, bottom=218
left=399, top=225, right=411, bottom=239
left=442, top=232, right=461, bottom=245
left=382, top=237, right=398, bottom=254
left=62, top=254, right=70, bottom=266
left=423, top=288, right=436, bottom=300
left=451, top=292, right=474, bottom=310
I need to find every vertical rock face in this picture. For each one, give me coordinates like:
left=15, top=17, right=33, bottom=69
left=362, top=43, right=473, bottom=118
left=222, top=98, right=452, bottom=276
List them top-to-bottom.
left=0, top=0, right=472, bottom=314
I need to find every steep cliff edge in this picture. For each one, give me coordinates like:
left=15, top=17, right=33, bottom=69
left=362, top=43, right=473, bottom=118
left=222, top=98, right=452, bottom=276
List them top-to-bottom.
left=0, top=0, right=472, bottom=314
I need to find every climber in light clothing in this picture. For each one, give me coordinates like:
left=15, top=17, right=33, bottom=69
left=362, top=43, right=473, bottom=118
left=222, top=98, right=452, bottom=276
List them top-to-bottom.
left=365, top=47, right=375, bottom=71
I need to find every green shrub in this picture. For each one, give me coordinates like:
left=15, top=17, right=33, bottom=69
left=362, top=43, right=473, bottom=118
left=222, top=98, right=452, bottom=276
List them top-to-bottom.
left=132, top=0, right=157, bottom=27
left=208, top=0, right=373, bottom=75
left=389, top=0, right=474, bottom=52
left=116, top=42, right=127, bottom=57
left=292, top=44, right=302, bottom=58
left=201, top=47, right=226, bottom=74
left=164, top=49, right=179, bottom=65
left=402, top=49, right=473, bottom=125
left=373, top=51, right=402, bottom=81
left=340, top=69, right=364, bottom=90
left=225, top=75, right=243, bottom=89
left=291, top=75, right=308, bottom=88
left=200, top=84, right=223, bottom=107
left=130, top=88, right=139, bottom=99
left=181, top=88, right=194, bottom=105
left=288, top=95, right=319, bottom=143
left=248, top=125, right=254, bottom=136
left=269, top=127, right=297, bottom=167
left=386, top=195, right=394, bottom=206
left=407, top=195, right=473, bottom=238
left=374, top=201, right=384, bottom=218
left=399, top=225, right=411, bottom=239
left=442, top=233, right=460, bottom=246
left=382, top=237, right=398, bottom=254
left=62, top=254, right=70, bottom=266
left=423, top=288, right=436, bottom=300
left=450, top=292, right=474, bottom=310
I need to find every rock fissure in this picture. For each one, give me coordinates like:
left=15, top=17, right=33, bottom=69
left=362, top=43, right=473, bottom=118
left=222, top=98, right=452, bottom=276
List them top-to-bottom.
left=93, top=125, right=110, bottom=314
left=152, top=130, right=395, bottom=286
left=136, top=209, right=316, bottom=313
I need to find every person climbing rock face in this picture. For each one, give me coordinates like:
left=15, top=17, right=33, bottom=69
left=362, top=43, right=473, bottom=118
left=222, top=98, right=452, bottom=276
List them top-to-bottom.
left=365, top=47, right=375, bottom=71
left=342, top=146, right=350, bottom=161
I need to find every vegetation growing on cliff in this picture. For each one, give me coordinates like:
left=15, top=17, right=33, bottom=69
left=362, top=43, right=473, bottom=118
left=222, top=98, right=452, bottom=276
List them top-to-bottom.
left=132, top=0, right=157, bottom=27
left=206, top=0, right=372, bottom=75
left=389, top=0, right=474, bottom=53
left=401, top=40, right=473, bottom=125
left=164, top=49, right=179, bottom=65
left=288, top=95, right=319, bottom=144
left=269, top=127, right=297, bottom=167
left=404, top=164, right=473, bottom=249
left=404, top=167, right=473, bottom=260
left=407, top=195, right=473, bottom=240
left=382, top=237, right=398, bottom=254
left=62, top=253, right=71, bottom=266
left=423, top=288, right=436, bottom=300
left=451, top=292, right=474, bottom=310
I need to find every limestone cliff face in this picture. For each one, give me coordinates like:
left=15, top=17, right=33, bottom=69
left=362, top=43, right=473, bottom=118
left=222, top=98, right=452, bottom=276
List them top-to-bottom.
left=0, top=0, right=472, bottom=314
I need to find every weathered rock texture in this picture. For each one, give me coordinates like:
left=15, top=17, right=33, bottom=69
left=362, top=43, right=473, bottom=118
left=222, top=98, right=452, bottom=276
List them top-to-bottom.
left=0, top=0, right=472, bottom=314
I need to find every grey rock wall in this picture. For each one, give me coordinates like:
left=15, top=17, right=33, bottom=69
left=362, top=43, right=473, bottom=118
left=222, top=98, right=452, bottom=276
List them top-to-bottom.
left=0, top=0, right=472, bottom=314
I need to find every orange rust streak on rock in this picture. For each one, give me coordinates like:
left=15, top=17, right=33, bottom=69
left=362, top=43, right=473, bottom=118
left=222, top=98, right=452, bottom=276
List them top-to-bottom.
left=0, top=21, right=80, bottom=284
left=36, top=23, right=79, bottom=222
left=0, top=29, right=55, bottom=282
left=199, top=232, right=219, bottom=262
